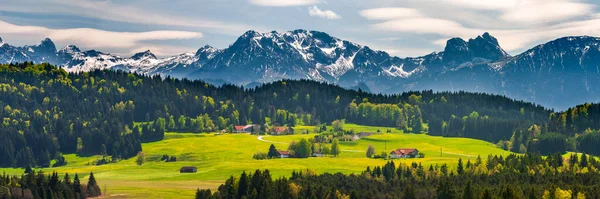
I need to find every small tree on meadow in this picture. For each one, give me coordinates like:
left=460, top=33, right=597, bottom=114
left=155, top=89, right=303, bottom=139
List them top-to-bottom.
left=332, top=120, right=344, bottom=132
left=331, top=139, right=341, bottom=157
left=366, top=145, right=376, bottom=158
left=136, top=152, right=145, bottom=166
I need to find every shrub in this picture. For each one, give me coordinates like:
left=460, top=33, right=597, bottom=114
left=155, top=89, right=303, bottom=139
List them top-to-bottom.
left=253, top=152, right=268, bottom=160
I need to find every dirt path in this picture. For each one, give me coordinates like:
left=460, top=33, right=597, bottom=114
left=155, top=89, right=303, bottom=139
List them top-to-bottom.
left=256, top=136, right=363, bottom=153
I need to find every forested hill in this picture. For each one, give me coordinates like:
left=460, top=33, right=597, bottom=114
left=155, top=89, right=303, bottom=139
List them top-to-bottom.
left=0, top=63, right=571, bottom=168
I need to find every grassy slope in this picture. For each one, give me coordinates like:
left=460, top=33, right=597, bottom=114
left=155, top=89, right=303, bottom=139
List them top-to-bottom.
left=1, top=124, right=511, bottom=198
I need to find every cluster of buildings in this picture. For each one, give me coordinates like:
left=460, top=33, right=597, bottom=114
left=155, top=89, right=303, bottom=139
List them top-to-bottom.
left=233, top=125, right=293, bottom=135
left=389, top=148, right=420, bottom=158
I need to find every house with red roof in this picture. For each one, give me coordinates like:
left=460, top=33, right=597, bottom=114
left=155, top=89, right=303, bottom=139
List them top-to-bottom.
left=234, top=125, right=255, bottom=133
left=269, top=126, right=293, bottom=135
left=390, top=148, right=419, bottom=158
left=278, top=150, right=290, bottom=158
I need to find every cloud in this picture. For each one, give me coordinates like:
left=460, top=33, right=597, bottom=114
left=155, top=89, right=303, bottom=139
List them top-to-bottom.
left=0, top=0, right=251, bottom=34
left=249, top=0, right=319, bottom=7
left=438, top=0, right=518, bottom=10
left=440, top=0, right=595, bottom=25
left=500, top=1, right=594, bottom=24
left=360, top=4, right=600, bottom=53
left=308, top=6, right=341, bottom=20
left=359, top=7, right=423, bottom=20
left=371, top=18, right=479, bottom=37
left=0, top=20, right=203, bottom=56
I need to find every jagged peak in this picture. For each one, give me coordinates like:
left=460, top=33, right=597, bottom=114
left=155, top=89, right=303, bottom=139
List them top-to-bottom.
left=241, top=30, right=260, bottom=38
left=469, top=32, right=500, bottom=46
left=38, top=38, right=54, bottom=46
left=444, top=38, right=469, bottom=51
left=61, top=45, right=81, bottom=53
left=196, top=45, right=219, bottom=56
left=131, top=50, right=156, bottom=60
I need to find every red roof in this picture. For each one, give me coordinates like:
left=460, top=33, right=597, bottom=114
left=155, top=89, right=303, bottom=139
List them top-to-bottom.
left=234, top=126, right=245, bottom=131
left=273, top=127, right=288, bottom=133
left=391, top=148, right=416, bottom=155
left=278, top=151, right=290, bottom=155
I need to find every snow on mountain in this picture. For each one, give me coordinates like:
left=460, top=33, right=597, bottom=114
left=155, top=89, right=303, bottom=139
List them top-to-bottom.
left=2, top=31, right=600, bottom=110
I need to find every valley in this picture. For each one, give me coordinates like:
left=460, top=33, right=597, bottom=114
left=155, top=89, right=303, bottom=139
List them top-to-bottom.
left=2, top=124, right=511, bottom=198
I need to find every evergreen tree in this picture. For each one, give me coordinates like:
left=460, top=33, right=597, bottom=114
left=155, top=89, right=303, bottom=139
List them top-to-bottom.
left=267, top=144, right=278, bottom=159
left=580, top=153, right=589, bottom=167
left=457, top=158, right=464, bottom=175
left=236, top=171, right=249, bottom=199
left=87, top=172, right=101, bottom=197
left=73, top=173, right=81, bottom=198
left=463, top=181, right=474, bottom=199
left=403, top=184, right=416, bottom=199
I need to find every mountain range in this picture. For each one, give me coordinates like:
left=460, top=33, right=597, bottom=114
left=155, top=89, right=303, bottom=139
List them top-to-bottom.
left=1, top=30, right=599, bottom=110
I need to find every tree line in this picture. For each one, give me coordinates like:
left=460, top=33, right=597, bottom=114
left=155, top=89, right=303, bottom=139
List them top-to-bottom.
left=196, top=153, right=600, bottom=199
left=0, top=171, right=101, bottom=199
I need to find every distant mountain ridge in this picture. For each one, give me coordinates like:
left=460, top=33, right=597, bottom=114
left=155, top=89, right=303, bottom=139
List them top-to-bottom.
left=0, top=30, right=599, bottom=110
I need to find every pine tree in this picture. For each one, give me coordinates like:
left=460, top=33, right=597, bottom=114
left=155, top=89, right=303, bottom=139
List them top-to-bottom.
left=267, top=144, right=278, bottom=158
left=580, top=153, right=588, bottom=167
left=457, top=158, right=464, bottom=175
left=237, top=171, right=249, bottom=199
left=87, top=172, right=101, bottom=197
left=73, top=173, right=81, bottom=198
left=463, top=181, right=474, bottom=199
left=403, top=184, right=416, bottom=199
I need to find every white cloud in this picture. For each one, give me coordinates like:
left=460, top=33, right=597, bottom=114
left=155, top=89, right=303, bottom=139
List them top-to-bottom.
left=0, top=0, right=251, bottom=34
left=249, top=0, right=319, bottom=7
left=438, top=0, right=518, bottom=10
left=440, top=0, right=594, bottom=25
left=500, top=1, right=594, bottom=24
left=360, top=3, right=600, bottom=53
left=308, top=6, right=341, bottom=20
left=359, top=7, right=423, bottom=20
left=371, top=18, right=479, bottom=37
left=0, top=20, right=203, bottom=56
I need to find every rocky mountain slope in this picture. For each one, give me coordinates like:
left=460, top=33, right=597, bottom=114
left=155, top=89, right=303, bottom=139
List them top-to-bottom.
left=0, top=30, right=598, bottom=110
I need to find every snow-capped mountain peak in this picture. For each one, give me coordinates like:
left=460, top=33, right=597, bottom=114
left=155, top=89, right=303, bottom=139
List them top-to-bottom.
left=2, top=31, right=600, bottom=110
left=131, top=50, right=157, bottom=60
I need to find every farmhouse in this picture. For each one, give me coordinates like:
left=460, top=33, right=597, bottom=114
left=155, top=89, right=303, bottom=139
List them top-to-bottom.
left=234, top=125, right=254, bottom=133
left=270, top=126, right=292, bottom=135
left=390, top=148, right=419, bottom=158
left=278, top=150, right=290, bottom=158
left=312, top=151, right=324, bottom=157
left=180, top=166, right=197, bottom=173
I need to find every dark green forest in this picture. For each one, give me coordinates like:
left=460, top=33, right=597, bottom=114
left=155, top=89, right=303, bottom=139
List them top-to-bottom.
left=1, top=63, right=600, bottom=168
left=196, top=153, right=600, bottom=199
left=0, top=171, right=101, bottom=199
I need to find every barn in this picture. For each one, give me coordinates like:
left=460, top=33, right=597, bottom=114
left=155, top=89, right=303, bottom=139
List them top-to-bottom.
left=389, top=148, right=419, bottom=158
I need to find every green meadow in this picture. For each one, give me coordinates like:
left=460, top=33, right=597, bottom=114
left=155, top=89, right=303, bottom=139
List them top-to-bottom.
left=1, top=124, right=512, bottom=198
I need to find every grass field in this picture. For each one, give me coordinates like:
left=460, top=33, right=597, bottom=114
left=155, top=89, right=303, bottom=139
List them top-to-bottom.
left=1, top=124, right=512, bottom=198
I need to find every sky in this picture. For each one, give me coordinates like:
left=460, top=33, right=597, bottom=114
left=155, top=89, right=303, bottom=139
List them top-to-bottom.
left=1, top=0, right=599, bottom=58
